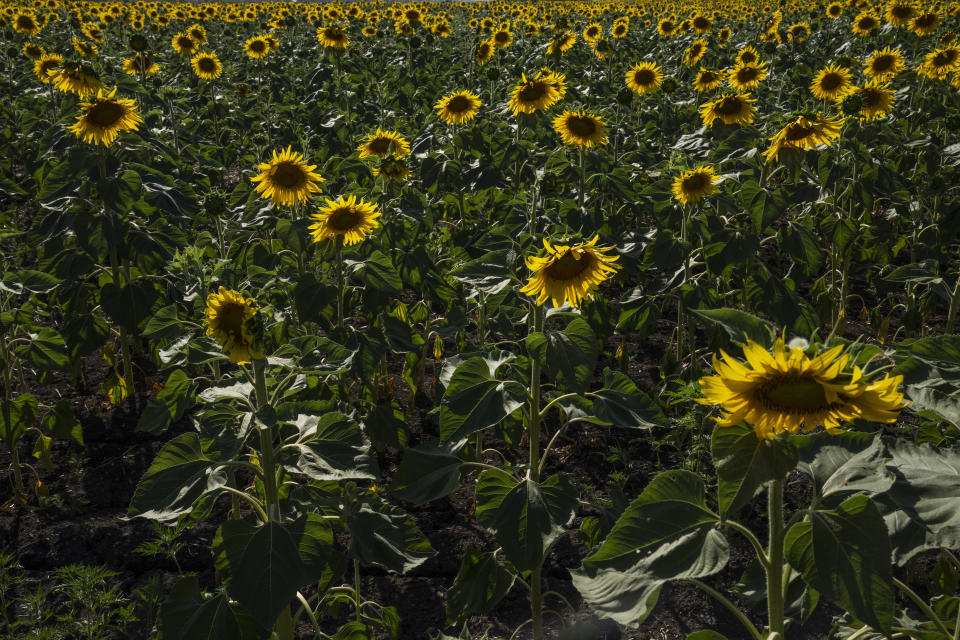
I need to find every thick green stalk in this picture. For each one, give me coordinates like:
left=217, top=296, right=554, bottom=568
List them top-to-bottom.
left=335, top=236, right=345, bottom=328
left=528, top=303, right=545, bottom=640
left=0, top=339, right=24, bottom=499
left=253, top=359, right=280, bottom=522
left=767, top=478, right=786, bottom=637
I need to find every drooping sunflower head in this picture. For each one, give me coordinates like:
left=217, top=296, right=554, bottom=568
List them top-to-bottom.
left=909, top=11, right=939, bottom=36
left=787, top=22, right=810, bottom=41
left=188, top=24, right=207, bottom=44
left=317, top=24, right=349, bottom=49
left=546, top=29, right=576, bottom=56
left=244, top=35, right=271, bottom=59
left=72, top=37, right=99, bottom=59
left=683, top=38, right=708, bottom=66
left=476, top=39, right=495, bottom=64
left=864, top=46, right=905, bottom=81
left=191, top=51, right=222, bottom=80
left=34, top=52, right=63, bottom=84
left=122, top=54, right=159, bottom=76
left=625, top=61, right=663, bottom=94
left=810, top=63, right=854, bottom=100
left=54, top=64, right=104, bottom=97
left=693, top=67, right=725, bottom=92
left=508, top=72, right=563, bottom=115
left=850, top=80, right=896, bottom=120
left=68, top=87, right=142, bottom=147
left=434, top=90, right=482, bottom=125
left=700, top=93, right=757, bottom=127
left=553, top=110, right=607, bottom=148
left=763, top=113, right=844, bottom=162
left=357, top=128, right=410, bottom=159
left=251, top=146, right=324, bottom=207
left=372, top=156, right=411, bottom=182
left=672, top=165, right=719, bottom=204
left=308, top=194, right=381, bottom=246
left=520, top=236, right=621, bottom=310
left=204, top=287, right=263, bottom=365
left=697, top=338, right=906, bottom=439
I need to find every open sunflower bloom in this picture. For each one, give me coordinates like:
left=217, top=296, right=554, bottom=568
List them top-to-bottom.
left=68, top=87, right=142, bottom=146
left=763, top=114, right=843, bottom=163
left=251, top=147, right=324, bottom=207
left=308, top=194, right=381, bottom=246
left=520, top=236, right=620, bottom=309
left=204, top=287, right=263, bottom=365
left=698, top=339, right=906, bottom=439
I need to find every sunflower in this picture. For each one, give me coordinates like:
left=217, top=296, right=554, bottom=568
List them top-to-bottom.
left=885, top=0, right=915, bottom=26
left=827, top=2, right=844, bottom=18
left=13, top=11, right=42, bottom=36
left=909, top=11, right=939, bottom=36
left=852, top=12, right=881, bottom=35
left=692, top=14, right=712, bottom=33
left=657, top=18, right=676, bottom=37
left=583, top=22, right=602, bottom=41
left=611, top=22, right=628, bottom=38
left=788, top=22, right=810, bottom=41
left=317, top=24, right=349, bottom=49
left=362, top=26, right=377, bottom=38
left=717, top=27, right=732, bottom=46
left=492, top=28, right=512, bottom=47
left=547, top=30, right=576, bottom=55
left=171, top=32, right=197, bottom=55
left=244, top=35, right=271, bottom=59
left=72, top=37, right=99, bottom=59
left=592, top=38, right=614, bottom=61
left=683, top=38, right=708, bottom=66
left=476, top=39, right=494, bottom=65
left=22, top=42, right=45, bottom=59
left=735, top=46, right=761, bottom=66
left=917, top=46, right=960, bottom=78
left=864, top=47, right=906, bottom=81
left=191, top=51, right=222, bottom=80
left=34, top=53, right=63, bottom=83
left=122, top=54, right=159, bottom=76
left=625, top=61, right=663, bottom=94
left=728, top=62, right=768, bottom=91
left=811, top=63, right=853, bottom=100
left=54, top=65, right=103, bottom=97
left=693, top=67, right=725, bottom=92
left=508, top=71, right=564, bottom=115
left=849, top=80, right=896, bottom=120
left=68, top=88, right=142, bottom=146
left=434, top=90, right=482, bottom=124
left=700, top=93, right=757, bottom=127
left=553, top=110, right=607, bottom=148
left=763, top=114, right=844, bottom=163
left=357, top=128, right=410, bottom=159
left=251, top=147, right=324, bottom=207
left=372, top=156, right=411, bottom=181
left=672, top=165, right=719, bottom=204
left=308, top=195, right=381, bottom=246
left=520, top=236, right=621, bottom=310
left=204, top=288, right=263, bottom=365
left=697, top=338, right=906, bottom=439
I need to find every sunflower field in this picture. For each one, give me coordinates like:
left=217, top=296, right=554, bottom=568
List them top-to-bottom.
left=2, top=0, right=960, bottom=637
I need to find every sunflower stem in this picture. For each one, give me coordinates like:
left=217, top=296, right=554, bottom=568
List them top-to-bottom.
left=578, top=146, right=586, bottom=212
left=335, top=236, right=345, bottom=328
left=527, top=302, right=545, bottom=640
left=0, top=335, right=26, bottom=501
left=253, top=358, right=281, bottom=523
left=766, top=478, right=786, bottom=637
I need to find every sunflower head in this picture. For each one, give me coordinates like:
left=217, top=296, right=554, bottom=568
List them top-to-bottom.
left=318, top=24, right=349, bottom=49
left=171, top=32, right=197, bottom=55
left=245, top=35, right=271, bottom=59
left=476, top=39, right=495, bottom=64
left=864, top=47, right=905, bottom=81
left=191, top=51, right=222, bottom=80
left=34, top=52, right=63, bottom=83
left=625, top=61, right=663, bottom=94
left=810, top=63, right=853, bottom=100
left=693, top=67, right=725, bottom=92
left=508, top=71, right=564, bottom=115
left=68, top=87, right=142, bottom=146
left=434, top=90, right=482, bottom=125
left=700, top=93, right=757, bottom=127
left=552, top=110, right=607, bottom=148
left=764, top=114, right=844, bottom=163
left=357, top=128, right=410, bottom=159
left=251, top=146, right=324, bottom=207
left=372, top=156, right=411, bottom=182
left=672, top=165, right=719, bottom=204
left=308, top=194, right=381, bottom=246
left=519, top=236, right=621, bottom=309
left=204, top=287, right=264, bottom=365
left=698, top=338, right=906, bottom=439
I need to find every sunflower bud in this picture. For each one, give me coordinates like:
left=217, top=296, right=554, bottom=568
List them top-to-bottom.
left=130, top=34, right=148, bottom=51
left=409, top=35, right=422, bottom=48
left=762, top=41, right=777, bottom=55
left=486, top=66, right=500, bottom=81
left=661, top=76, right=678, bottom=93
left=616, top=87, right=634, bottom=106
left=841, top=93, right=864, bottom=116
left=433, top=335, right=444, bottom=360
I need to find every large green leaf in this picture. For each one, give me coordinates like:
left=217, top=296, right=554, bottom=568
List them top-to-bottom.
left=449, top=249, right=516, bottom=296
left=349, top=250, right=402, bottom=294
left=100, top=279, right=161, bottom=332
left=691, top=308, right=774, bottom=347
left=526, top=317, right=598, bottom=393
left=14, top=328, right=69, bottom=371
left=439, top=357, right=525, bottom=441
left=589, top=369, right=667, bottom=429
left=136, top=370, right=196, bottom=434
left=1, top=393, right=37, bottom=445
left=42, top=400, right=83, bottom=445
left=275, top=412, right=378, bottom=481
left=711, top=423, right=798, bottom=520
left=128, top=432, right=230, bottom=523
left=794, top=432, right=892, bottom=501
left=390, top=439, right=464, bottom=505
left=876, top=441, right=960, bottom=564
left=475, top=469, right=578, bottom=571
left=571, top=470, right=726, bottom=627
left=347, top=493, right=435, bottom=573
left=785, top=495, right=894, bottom=632
left=214, top=514, right=332, bottom=630
left=445, top=548, right=517, bottom=626
left=159, top=575, right=268, bottom=640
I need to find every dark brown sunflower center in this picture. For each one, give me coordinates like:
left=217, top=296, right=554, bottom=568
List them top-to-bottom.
left=829, top=5, right=842, bottom=15
left=891, top=5, right=913, bottom=19
left=914, top=14, right=937, bottom=27
left=17, top=15, right=36, bottom=29
left=693, top=16, right=710, bottom=28
left=858, top=16, right=878, bottom=28
left=661, top=21, right=674, bottom=31
left=614, top=25, right=626, bottom=35
left=791, top=25, right=808, bottom=35
left=586, top=26, right=600, bottom=37
left=324, top=28, right=346, bottom=42
left=494, top=31, right=510, bottom=43
left=177, top=36, right=193, bottom=49
left=250, top=40, right=267, bottom=52
left=688, top=45, right=703, bottom=58
left=932, top=49, right=958, bottom=66
left=740, top=51, right=757, bottom=64
left=872, top=55, right=895, bottom=71
left=197, top=57, right=217, bottom=72
left=41, top=59, right=60, bottom=73
left=736, top=67, right=759, bottom=83
left=633, top=68, right=656, bottom=85
left=698, top=71, right=720, bottom=84
left=819, top=72, right=844, bottom=91
left=518, top=81, right=548, bottom=103
left=861, top=88, right=884, bottom=107
left=446, top=95, right=473, bottom=113
left=715, top=96, right=744, bottom=116
left=88, top=101, right=124, bottom=127
left=566, top=116, right=597, bottom=138
left=784, top=123, right=815, bottom=141
left=368, top=137, right=395, bottom=155
left=272, top=162, right=306, bottom=188
left=682, top=173, right=708, bottom=192
left=329, top=207, right=360, bottom=231
left=545, top=251, right=589, bottom=281
left=216, top=303, right=245, bottom=339
left=758, top=376, right=841, bottom=413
